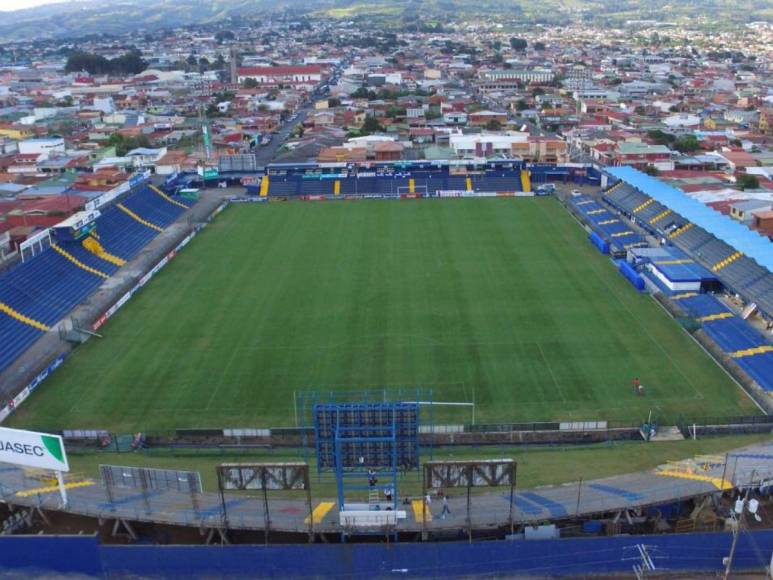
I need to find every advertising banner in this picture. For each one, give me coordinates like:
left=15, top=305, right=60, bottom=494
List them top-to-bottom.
left=0, top=427, right=69, bottom=472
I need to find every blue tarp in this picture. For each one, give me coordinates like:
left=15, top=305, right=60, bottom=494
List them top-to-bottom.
left=607, top=166, right=773, bottom=272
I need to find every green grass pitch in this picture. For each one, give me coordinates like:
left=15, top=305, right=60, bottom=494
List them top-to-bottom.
left=9, top=197, right=758, bottom=432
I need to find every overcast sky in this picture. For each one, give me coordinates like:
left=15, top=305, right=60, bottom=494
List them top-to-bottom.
left=0, top=0, right=71, bottom=12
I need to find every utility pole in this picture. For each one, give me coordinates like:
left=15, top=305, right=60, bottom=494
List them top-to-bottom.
left=724, top=494, right=762, bottom=580
left=724, top=511, right=742, bottom=580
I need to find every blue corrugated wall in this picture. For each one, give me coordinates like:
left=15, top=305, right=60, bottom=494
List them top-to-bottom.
left=1, top=531, right=772, bottom=578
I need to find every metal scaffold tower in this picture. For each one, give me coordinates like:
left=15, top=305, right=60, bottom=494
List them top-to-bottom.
left=298, top=388, right=431, bottom=540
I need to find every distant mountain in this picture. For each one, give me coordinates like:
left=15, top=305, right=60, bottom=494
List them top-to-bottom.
left=0, top=0, right=771, bottom=43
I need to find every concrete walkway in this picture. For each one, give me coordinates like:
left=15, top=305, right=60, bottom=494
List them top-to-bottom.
left=1, top=440, right=771, bottom=535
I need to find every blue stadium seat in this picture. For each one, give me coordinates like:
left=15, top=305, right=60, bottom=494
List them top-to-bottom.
left=0, top=183, right=195, bottom=375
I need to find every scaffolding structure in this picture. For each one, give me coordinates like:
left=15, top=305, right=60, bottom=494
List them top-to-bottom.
left=299, top=389, right=430, bottom=533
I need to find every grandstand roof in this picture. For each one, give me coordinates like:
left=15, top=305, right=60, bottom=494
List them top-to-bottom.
left=608, top=166, right=773, bottom=272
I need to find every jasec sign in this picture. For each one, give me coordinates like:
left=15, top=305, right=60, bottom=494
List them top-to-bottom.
left=0, top=427, right=69, bottom=472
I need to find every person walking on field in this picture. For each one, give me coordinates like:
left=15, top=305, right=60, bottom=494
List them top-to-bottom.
left=441, top=495, right=451, bottom=519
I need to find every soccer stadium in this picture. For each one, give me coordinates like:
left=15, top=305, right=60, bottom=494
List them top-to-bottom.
left=1, top=159, right=772, bottom=575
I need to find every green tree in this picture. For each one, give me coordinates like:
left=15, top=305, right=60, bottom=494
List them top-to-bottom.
left=215, top=30, right=235, bottom=44
left=509, top=37, right=527, bottom=52
left=65, top=50, right=146, bottom=75
left=242, top=77, right=259, bottom=89
left=352, top=87, right=377, bottom=100
left=328, top=97, right=341, bottom=108
left=386, top=106, right=406, bottom=119
left=425, top=108, right=441, bottom=120
left=361, top=116, right=383, bottom=134
left=485, top=119, right=503, bottom=131
left=647, top=129, right=676, bottom=146
left=108, top=133, right=151, bottom=156
left=673, top=135, right=700, bottom=153
left=643, top=165, right=660, bottom=176
left=737, top=174, right=759, bottom=190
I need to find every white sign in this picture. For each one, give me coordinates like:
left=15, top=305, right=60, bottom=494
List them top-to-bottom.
left=0, top=427, right=69, bottom=472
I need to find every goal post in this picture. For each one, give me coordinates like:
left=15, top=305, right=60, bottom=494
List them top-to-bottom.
left=396, top=184, right=429, bottom=196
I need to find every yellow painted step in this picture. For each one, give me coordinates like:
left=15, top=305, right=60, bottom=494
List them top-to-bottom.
left=520, top=169, right=531, bottom=193
left=259, top=175, right=270, bottom=197
left=149, top=184, right=188, bottom=209
left=633, top=198, right=654, bottom=213
left=117, top=204, right=163, bottom=232
left=668, top=223, right=693, bottom=239
left=82, top=236, right=126, bottom=267
left=52, top=244, right=108, bottom=279
left=712, top=251, right=742, bottom=272
left=671, top=292, right=698, bottom=300
left=0, top=302, right=49, bottom=331
left=698, top=312, right=733, bottom=323
left=730, top=345, right=773, bottom=359
left=656, top=469, right=733, bottom=491
left=16, top=479, right=95, bottom=497
left=411, top=499, right=432, bottom=523
left=304, top=501, right=335, bottom=525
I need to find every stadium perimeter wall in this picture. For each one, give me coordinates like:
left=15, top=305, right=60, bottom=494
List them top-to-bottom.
left=2, top=531, right=772, bottom=577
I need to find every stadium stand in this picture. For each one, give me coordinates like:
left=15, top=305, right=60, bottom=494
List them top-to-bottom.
left=606, top=167, right=773, bottom=319
left=0, top=184, right=192, bottom=376
left=568, top=195, right=647, bottom=254
left=671, top=292, right=773, bottom=392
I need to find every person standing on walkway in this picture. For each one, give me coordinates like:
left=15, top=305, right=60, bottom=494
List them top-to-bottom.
left=441, top=495, right=451, bottom=519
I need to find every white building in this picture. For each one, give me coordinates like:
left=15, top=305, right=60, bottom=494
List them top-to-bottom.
left=237, top=66, right=322, bottom=85
left=93, top=97, right=115, bottom=114
left=663, top=113, right=701, bottom=128
left=449, top=132, right=528, bottom=158
left=18, top=137, right=65, bottom=158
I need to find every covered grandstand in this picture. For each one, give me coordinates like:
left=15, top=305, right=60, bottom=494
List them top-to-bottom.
left=237, top=159, right=601, bottom=198
left=605, top=167, right=773, bottom=318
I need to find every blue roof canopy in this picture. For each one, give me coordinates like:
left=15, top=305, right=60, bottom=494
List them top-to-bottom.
left=607, top=166, right=773, bottom=272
